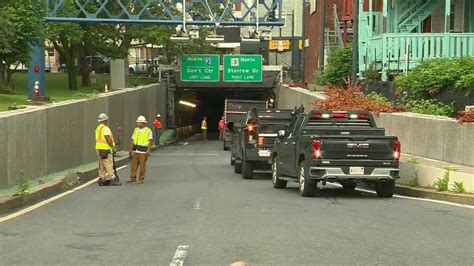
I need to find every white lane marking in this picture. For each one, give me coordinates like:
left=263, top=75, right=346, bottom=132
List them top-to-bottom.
left=151, top=154, right=219, bottom=156
left=0, top=165, right=128, bottom=223
left=325, top=183, right=473, bottom=209
left=355, top=187, right=474, bottom=209
left=193, top=198, right=201, bottom=210
left=170, top=245, right=189, bottom=266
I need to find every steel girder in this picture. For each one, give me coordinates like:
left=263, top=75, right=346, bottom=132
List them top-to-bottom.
left=45, top=0, right=284, bottom=26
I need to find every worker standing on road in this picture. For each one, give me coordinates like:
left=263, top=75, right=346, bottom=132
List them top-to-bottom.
left=95, top=113, right=121, bottom=186
left=153, top=114, right=162, bottom=146
left=129, top=116, right=153, bottom=184
left=201, top=117, right=208, bottom=140
left=218, top=117, right=225, bottom=140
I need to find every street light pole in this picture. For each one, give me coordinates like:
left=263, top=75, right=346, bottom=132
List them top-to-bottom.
left=351, top=0, right=359, bottom=83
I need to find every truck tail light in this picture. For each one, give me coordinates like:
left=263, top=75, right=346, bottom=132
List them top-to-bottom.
left=332, top=113, right=346, bottom=118
left=359, top=114, right=368, bottom=119
left=258, top=137, right=265, bottom=146
left=312, top=140, right=321, bottom=159
left=394, top=140, right=401, bottom=160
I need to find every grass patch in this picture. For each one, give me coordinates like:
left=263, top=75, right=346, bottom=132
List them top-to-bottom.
left=0, top=72, right=156, bottom=112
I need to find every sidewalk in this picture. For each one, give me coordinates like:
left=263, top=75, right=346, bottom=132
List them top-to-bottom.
left=396, top=153, right=474, bottom=205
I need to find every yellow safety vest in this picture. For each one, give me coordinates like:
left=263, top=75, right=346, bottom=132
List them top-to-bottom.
left=201, top=120, right=207, bottom=130
left=95, top=124, right=114, bottom=150
left=132, top=127, right=151, bottom=146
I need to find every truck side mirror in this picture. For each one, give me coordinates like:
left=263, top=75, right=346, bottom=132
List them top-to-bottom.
left=227, top=122, right=234, bottom=132
left=277, top=130, right=286, bottom=138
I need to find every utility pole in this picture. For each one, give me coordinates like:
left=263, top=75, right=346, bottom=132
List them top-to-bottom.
left=301, top=0, right=305, bottom=81
left=320, top=0, right=327, bottom=71
left=351, top=0, right=359, bottom=83
left=291, top=9, right=295, bottom=79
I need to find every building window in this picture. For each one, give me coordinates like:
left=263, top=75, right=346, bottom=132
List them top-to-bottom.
left=450, top=2, right=455, bottom=31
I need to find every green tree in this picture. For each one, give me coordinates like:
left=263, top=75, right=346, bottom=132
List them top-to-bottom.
left=0, top=0, right=44, bottom=92
left=46, top=23, right=84, bottom=90
left=321, top=45, right=352, bottom=87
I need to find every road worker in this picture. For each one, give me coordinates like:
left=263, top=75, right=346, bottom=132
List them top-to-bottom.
left=95, top=113, right=121, bottom=186
left=153, top=114, right=162, bottom=146
left=129, top=116, right=153, bottom=184
left=201, top=117, right=208, bottom=140
left=218, top=117, right=225, bottom=140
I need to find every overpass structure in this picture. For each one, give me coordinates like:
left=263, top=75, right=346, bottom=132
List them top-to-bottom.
left=30, top=0, right=285, bottom=97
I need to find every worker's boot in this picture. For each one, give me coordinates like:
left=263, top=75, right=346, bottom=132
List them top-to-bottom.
left=109, top=178, right=122, bottom=186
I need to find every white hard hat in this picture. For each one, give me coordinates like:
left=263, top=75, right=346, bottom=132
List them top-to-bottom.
left=98, top=113, right=109, bottom=122
left=156, top=114, right=161, bottom=118
left=136, top=115, right=147, bottom=123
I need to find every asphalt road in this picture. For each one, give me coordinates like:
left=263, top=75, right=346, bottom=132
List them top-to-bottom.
left=0, top=137, right=473, bottom=265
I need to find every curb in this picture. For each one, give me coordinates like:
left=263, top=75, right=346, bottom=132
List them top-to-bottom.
left=0, top=136, right=182, bottom=215
left=0, top=153, right=129, bottom=214
left=394, top=185, right=474, bottom=205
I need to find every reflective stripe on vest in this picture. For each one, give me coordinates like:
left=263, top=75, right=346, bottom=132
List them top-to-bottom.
left=201, top=120, right=207, bottom=130
left=95, top=124, right=112, bottom=150
left=133, top=127, right=151, bottom=147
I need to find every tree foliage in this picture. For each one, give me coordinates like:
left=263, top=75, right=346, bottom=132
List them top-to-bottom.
left=0, top=0, right=44, bottom=91
left=320, top=45, right=352, bottom=87
left=395, top=57, right=474, bottom=98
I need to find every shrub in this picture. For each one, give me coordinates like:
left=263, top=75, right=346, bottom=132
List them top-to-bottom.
left=320, top=45, right=352, bottom=87
left=396, top=57, right=474, bottom=98
left=313, top=79, right=406, bottom=113
left=367, top=92, right=390, bottom=104
left=404, top=99, right=455, bottom=117
left=457, top=108, right=474, bottom=124
left=434, top=168, right=452, bottom=192
left=16, top=170, right=31, bottom=200
left=452, top=181, right=465, bottom=193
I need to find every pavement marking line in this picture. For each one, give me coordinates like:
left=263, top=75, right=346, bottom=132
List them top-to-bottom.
left=151, top=153, right=219, bottom=156
left=0, top=165, right=128, bottom=223
left=324, top=183, right=474, bottom=209
left=354, top=187, right=474, bottom=210
left=193, top=198, right=202, bottom=210
left=170, top=245, right=189, bottom=266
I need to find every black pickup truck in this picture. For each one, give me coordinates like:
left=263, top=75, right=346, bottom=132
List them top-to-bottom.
left=231, top=108, right=295, bottom=179
left=271, top=110, right=401, bottom=198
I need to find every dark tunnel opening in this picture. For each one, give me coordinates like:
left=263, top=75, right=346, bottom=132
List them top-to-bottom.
left=175, top=88, right=274, bottom=140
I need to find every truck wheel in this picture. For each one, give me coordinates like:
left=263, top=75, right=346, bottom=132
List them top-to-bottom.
left=223, top=141, right=229, bottom=151
left=272, top=158, right=287, bottom=189
left=242, top=160, right=253, bottom=179
left=234, top=161, right=242, bottom=174
left=299, top=161, right=317, bottom=197
left=376, top=180, right=395, bottom=198
left=340, top=181, right=357, bottom=190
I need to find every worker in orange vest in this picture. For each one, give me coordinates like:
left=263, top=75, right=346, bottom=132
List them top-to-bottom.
left=153, top=114, right=162, bottom=146
left=218, top=117, right=225, bottom=140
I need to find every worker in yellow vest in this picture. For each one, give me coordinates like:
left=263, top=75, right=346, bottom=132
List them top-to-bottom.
left=95, top=113, right=121, bottom=186
left=129, top=116, right=153, bottom=184
left=201, top=116, right=208, bottom=140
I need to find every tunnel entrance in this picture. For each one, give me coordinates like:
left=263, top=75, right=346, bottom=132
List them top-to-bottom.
left=168, top=70, right=279, bottom=140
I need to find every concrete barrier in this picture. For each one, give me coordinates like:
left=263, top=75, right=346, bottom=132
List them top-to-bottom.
left=0, top=84, right=166, bottom=189
left=276, top=85, right=474, bottom=167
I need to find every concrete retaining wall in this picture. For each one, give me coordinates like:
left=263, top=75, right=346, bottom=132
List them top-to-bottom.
left=0, top=84, right=167, bottom=189
left=276, top=85, right=474, bottom=167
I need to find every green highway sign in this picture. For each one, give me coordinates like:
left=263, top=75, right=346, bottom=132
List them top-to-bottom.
left=180, top=55, right=220, bottom=82
left=223, top=55, right=262, bottom=82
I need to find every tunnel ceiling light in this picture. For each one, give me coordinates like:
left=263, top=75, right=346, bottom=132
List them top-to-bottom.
left=179, top=100, right=197, bottom=108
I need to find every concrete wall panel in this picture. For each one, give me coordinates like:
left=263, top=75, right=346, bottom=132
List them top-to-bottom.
left=0, top=84, right=163, bottom=189
left=277, top=85, right=474, bottom=167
